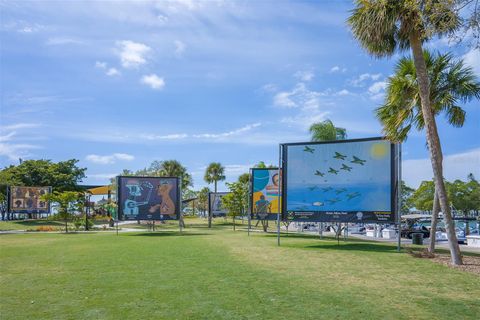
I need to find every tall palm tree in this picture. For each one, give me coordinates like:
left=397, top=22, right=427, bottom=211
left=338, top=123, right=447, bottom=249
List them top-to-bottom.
left=348, top=0, right=464, bottom=265
left=376, top=50, right=480, bottom=253
left=309, top=119, right=347, bottom=141
left=204, top=162, right=226, bottom=228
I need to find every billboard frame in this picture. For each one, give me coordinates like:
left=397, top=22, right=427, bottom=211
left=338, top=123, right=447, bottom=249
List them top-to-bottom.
left=280, top=137, right=400, bottom=224
left=250, top=167, right=281, bottom=221
left=116, top=175, right=181, bottom=221
left=7, top=186, right=52, bottom=215
left=208, top=192, right=230, bottom=217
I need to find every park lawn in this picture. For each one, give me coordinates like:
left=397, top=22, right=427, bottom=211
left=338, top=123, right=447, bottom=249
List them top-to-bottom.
left=0, top=219, right=66, bottom=231
left=1, top=227, right=479, bottom=320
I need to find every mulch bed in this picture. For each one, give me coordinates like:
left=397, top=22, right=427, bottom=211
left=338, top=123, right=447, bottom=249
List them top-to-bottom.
left=407, top=248, right=480, bottom=275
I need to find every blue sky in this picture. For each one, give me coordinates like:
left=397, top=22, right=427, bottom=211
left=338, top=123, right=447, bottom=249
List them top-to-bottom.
left=1, top=0, right=479, bottom=190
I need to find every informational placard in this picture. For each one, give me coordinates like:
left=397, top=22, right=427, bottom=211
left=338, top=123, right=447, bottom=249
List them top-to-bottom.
left=282, top=138, right=398, bottom=223
left=251, top=168, right=281, bottom=220
left=117, top=176, right=180, bottom=220
left=8, top=186, right=52, bottom=214
left=208, top=192, right=230, bottom=217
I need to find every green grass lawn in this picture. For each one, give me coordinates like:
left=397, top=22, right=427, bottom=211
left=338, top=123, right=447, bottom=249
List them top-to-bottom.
left=1, top=224, right=479, bottom=319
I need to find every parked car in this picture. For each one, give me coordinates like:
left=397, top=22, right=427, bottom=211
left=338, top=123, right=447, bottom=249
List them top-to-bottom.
left=401, top=225, right=430, bottom=239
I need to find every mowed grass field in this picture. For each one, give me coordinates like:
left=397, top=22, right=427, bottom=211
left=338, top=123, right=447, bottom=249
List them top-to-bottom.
left=1, top=222, right=479, bottom=319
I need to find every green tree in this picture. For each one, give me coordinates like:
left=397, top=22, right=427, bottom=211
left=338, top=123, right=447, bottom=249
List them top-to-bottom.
left=349, top=0, right=464, bottom=264
left=375, top=50, right=479, bottom=253
left=376, top=51, right=479, bottom=142
left=309, top=119, right=347, bottom=141
left=0, top=159, right=86, bottom=220
left=149, top=160, right=193, bottom=191
left=253, top=161, right=276, bottom=169
left=204, top=162, right=225, bottom=228
left=238, top=173, right=250, bottom=184
left=222, top=181, right=249, bottom=231
left=401, top=181, right=416, bottom=215
left=411, top=181, right=436, bottom=212
left=197, top=187, right=210, bottom=217
left=41, top=191, right=83, bottom=233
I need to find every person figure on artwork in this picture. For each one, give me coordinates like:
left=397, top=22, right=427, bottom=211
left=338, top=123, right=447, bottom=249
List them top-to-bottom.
left=266, top=173, right=280, bottom=197
left=149, top=182, right=176, bottom=216
left=255, top=195, right=270, bottom=220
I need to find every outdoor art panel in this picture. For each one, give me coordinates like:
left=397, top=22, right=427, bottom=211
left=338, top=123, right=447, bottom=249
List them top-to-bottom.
left=283, top=138, right=397, bottom=223
left=251, top=168, right=281, bottom=220
left=117, top=176, right=180, bottom=220
left=8, top=186, right=51, bottom=214
left=208, top=192, right=230, bottom=217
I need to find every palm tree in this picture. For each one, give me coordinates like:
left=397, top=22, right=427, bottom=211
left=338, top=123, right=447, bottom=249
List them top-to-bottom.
left=348, top=0, right=464, bottom=265
left=376, top=50, right=480, bottom=253
left=309, top=119, right=347, bottom=141
left=151, top=160, right=193, bottom=191
left=204, top=162, right=226, bottom=228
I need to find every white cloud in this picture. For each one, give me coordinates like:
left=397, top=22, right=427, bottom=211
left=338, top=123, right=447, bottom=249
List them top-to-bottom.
left=46, top=37, right=84, bottom=46
left=116, top=40, right=151, bottom=69
left=174, top=40, right=186, bottom=57
left=463, top=48, right=480, bottom=75
left=95, top=61, right=107, bottom=69
left=95, top=62, right=120, bottom=76
left=330, top=66, right=347, bottom=73
left=106, top=68, right=120, bottom=76
left=294, top=70, right=314, bottom=81
left=350, top=73, right=382, bottom=87
left=141, top=74, right=165, bottom=90
left=368, top=80, right=387, bottom=101
left=273, top=83, right=322, bottom=109
left=336, top=89, right=351, bottom=96
left=1, top=123, right=41, bottom=131
left=193, top=123, right=261, bottom=139
left=0, top=132, right=16, bottom=142
left=139, top=133, right=188, bottom=140
left=0, top=143, right=40, bottom=161
left=403, top=148, right=480, bottom=188
left=85, top=153, right=135, bottom=164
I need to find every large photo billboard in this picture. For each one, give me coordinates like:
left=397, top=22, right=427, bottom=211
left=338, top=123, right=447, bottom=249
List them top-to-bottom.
left=282, top=138, right=398, bottom=223
left=251, top=168, right=281, bottom=220
left=117, top=176, right=180, bottom=220
left=8, top=186, right=52, bottom=214
left=208, top=192, right=230, bottom=217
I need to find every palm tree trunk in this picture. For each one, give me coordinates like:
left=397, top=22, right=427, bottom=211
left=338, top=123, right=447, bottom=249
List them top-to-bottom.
left=409, top=33, right=462, bottom=265
left=428, top=190, right=440, bottom=254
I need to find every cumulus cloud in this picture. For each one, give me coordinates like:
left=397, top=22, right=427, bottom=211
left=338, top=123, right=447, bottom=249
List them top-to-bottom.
left=116, top=40, right=151, bottom=68
left=463, top=48, right=480, bottom=75
left=95, top=61, right=121, bottom=76
left=330, top=66, right=347, bottom=73
left=106, top=68, right=120, bottom=76
left=294, top=70, right=314, bottom=82
left=350, top=73, right=382, bottom=87
left=141, top=74, right=165, bottom=90
left=368, top=80, right=387, bottom=101
left=273, top=83, right=322, bottom=109
left=0, top=143, right=40, bottom=161
left=85, top=153, right=135, bottom=164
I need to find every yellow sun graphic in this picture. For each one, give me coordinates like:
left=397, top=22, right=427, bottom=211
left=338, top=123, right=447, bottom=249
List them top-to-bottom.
left=370, top=142, right=388, bottom=159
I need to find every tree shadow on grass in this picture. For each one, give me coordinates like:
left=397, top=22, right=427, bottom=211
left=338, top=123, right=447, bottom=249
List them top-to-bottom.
left=129, top=231, right=210, bottom=237
left=305, top=242, right=398, bottom=253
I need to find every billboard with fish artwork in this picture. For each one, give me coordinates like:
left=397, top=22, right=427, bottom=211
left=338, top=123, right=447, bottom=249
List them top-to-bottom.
left=282, top=138, right=399, bottom=223
left=251, top=168, right=281, bottom=220
left=117, top=176, right=180, bottom=220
